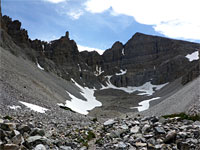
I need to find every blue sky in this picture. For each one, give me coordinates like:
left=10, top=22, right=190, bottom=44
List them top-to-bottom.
left=2, top=0, right=200, bottom=53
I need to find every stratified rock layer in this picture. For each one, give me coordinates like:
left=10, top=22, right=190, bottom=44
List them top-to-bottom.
left=1, top=15, right=200, bottom=88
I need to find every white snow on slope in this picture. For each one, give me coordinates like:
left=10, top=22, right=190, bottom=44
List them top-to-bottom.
left=42, top=44, right=44, bottom=50
left=122, top=48, right=125, bottom=55
left=185, top=51, right=199, bottom=61
left=37, top=62, right=44, bottom=70
left=78, top=64, right=81, bottom=72
left=94, top=65, right=104, bottom=76
left=116, top=69, right=127, bottom=76
left=101, top=76, right=168, bottom=96
left=59, top=79, right=102, bottom=115
left=130, top=97, right=160, bottom=112
left=19, top=101, right=49, bottom=113
left=8, top=105, right=21, bottom=110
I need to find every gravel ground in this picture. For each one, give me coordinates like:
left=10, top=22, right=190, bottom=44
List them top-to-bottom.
left=1, top=45, right=199, bottom=122
left=0, top=46, right=92, bottom=124
left=138, top=76, right=200, bottom=117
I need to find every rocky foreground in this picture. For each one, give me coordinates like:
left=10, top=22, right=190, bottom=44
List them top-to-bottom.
left=0, top=113, right=200, bottom=150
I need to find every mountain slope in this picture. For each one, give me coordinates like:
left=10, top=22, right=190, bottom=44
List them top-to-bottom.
left=0, top=14, right=200, bottom=118
left=138, top=76, right=200, bottom=117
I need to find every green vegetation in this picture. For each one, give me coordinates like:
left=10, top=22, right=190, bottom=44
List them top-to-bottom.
left=163, top=112, right=200, bottom=121
left=3, top=115, right=13, bottom=120
left=92, top=117, right=98, bottom=122
left=77, top=130, right=96, bottom=148
left=86, top=130, right=96, bottom=141
left=78, top=138, right=89, bottom=147
left=95, top=138, right=103, bottom=146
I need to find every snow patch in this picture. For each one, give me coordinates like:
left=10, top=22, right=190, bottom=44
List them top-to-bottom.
left=42, top=44, right=44, bottom=50
left=122, top=48, right=125, bottom=55
left=185, top=51, right=199, bottom=61
left=36, top=62, right=44, bottom=70
left=78, top=64, right=81, bottom=72
left=94, top=65, right=104, bottom=76
left=116, top=69, right=127, bottom=76
left=101, top=76, right=168, bottom=96
left=59, top=79, right=102, bottom=115
left=130, top=97, right=160, bottom=112
left=19, top=101, right=49, bottom=113
left=8, top=105, right=21, bottom=110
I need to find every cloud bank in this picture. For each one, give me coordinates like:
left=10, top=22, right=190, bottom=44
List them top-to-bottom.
left=85, top=0, right=200, bottom=41
left=68, top=10, right=84, bottom=20
left=78, top=45, right=104, bottom=55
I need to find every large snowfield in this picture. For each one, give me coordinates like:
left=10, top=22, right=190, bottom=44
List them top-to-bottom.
left=101, top=76, right=168, bottom=96
left=58, top=79, right=102, bottom=115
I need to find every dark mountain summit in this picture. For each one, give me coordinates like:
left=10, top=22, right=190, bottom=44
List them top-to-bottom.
left=1, top=15, right=199, bottom=89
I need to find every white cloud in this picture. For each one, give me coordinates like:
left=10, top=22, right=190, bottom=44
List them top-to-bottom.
left=44, top=0, right=66, bottom=3
left=85, top=0, right=200, bottom=41
left=85, top=0, right=111, bottom=13
left=68, top=10, right=84, bottom=20
left=78, top=45, right=105, bottom=55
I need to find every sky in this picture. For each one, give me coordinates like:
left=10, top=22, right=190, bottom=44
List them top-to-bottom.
left=2, top=0, right=200, bottom=53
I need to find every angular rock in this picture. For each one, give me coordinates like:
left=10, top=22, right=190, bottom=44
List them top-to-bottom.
left=0, top=119, right=4, bottom=124
left=103, top=119, right=116, bottom=126
left=193, top=121, right=200, bottom=127
left=0, top=123, right=16, bottom=131
left=120, top=124, right=129, bottom=130
left=142, top=124, right=151, bottom=133
left=17, top=125, right=31, bottom=134
left=130, top=126, right=140, bottom=133
left=154, top=127, right=166, bottom=134
left=30, top=128, right=45, bottom=136
left=0, top=129, right=6, bottom=140
left=110, top=129, right=125, bottom=138
left=13, top=130, right=20, bottom=136
left=164, top=130, right=176, bottom=144
left=193, top=130, right=200, bottom=138
left=11, top=134, right=24, bottom=145
left=25, top=135, right=47, bottom=148
left=177, top=141, right=190, bottom=150
left=116, top=142, right=127, bottom=148
left=135, top=142, right=147, bottom=147
left=147, top=143, right=155, bottom=149
left=3, top=144, right=19, bottom=150
left=34, top=144, right=46, bottom=150
left=59, top=146, right=72, bottom=150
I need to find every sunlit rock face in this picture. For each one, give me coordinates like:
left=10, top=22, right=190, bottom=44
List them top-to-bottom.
left=1, top=15, right=200, bottom=89
left=81, top=32, right=199, bottom=87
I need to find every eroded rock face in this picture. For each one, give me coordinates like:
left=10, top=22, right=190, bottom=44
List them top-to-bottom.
left=1, top=15, right=200, bottom=88
left=1, top=16, right=30, bottom=47
left=80, top=32, right=200, bottom=87
left=111, top=33, right=199, bottom=85
left=103, top=41, right=123, bottom=63
left=182, top=49, right=200, bottom=85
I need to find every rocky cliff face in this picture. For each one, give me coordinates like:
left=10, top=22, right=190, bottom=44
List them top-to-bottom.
left=1, top=15, right=200, bottom=89
left=1, top=15, right=102, bottom=88
left=1, top=16, right=30, bottom=48
left=82, top=32, right=200, bottom=87
left=182, top=50, right=200, bottom=85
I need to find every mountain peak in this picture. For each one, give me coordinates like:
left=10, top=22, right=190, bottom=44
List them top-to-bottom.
left=131, top=32, right=156, bottom=40
left=111, top=41, right=123, bottom=49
